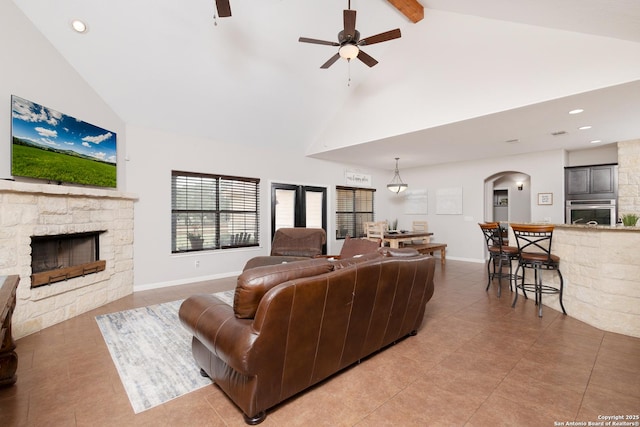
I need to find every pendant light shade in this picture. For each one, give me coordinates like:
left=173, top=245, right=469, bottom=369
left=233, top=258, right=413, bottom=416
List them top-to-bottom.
left=387, top=157, right=408, bottom=193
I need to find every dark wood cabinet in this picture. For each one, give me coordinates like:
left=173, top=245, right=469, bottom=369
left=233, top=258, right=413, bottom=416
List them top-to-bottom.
left=565, top=164, right=617, bottom=199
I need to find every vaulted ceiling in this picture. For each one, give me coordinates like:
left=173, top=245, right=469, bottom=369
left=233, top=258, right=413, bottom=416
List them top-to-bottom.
left=12, top=0, right=640, bottom=170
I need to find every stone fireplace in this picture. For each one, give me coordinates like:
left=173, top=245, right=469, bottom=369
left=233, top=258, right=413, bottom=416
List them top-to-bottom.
left=0, top=180, right=136, bottom=339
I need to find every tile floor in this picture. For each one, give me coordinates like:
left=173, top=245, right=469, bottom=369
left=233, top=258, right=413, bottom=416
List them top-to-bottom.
left=1, top=260, right=639, bottom=426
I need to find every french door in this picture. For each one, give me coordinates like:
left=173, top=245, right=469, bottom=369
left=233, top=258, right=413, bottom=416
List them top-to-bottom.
left=271, top=183, right=327, bottom=251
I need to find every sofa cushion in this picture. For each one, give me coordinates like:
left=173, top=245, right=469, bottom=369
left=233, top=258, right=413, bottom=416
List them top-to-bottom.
left=379, top=247, right=420, bottom=257
left=234, top=258, right=334, bottom=319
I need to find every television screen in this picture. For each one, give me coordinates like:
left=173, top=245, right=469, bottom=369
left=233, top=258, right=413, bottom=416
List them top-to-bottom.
left=11, top=95, right=117, bottom=188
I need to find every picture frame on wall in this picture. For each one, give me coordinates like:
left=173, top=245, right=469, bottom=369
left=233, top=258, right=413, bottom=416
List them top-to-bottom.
left=538, top=193, right=553, bottom=205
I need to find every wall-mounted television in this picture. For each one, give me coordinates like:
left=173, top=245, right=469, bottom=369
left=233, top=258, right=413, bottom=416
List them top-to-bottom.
left=11, top=95, right=117, bottom=188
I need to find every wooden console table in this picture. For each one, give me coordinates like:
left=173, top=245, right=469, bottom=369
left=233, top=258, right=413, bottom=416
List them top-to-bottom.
left=1, top=275, right=19, bottom=387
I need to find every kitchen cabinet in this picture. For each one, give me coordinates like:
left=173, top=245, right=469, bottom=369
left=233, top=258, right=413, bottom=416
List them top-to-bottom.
left=565, top=164, right=617, bottom=199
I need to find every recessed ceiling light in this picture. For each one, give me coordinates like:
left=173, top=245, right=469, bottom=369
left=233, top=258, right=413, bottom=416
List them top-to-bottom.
left=71, top=19, right=88, bottom=33
left=569, top=109, right=584, bottom=115
left=578, top=126, right=592, bottom=130
left=590, top=140, right=602, bottom=144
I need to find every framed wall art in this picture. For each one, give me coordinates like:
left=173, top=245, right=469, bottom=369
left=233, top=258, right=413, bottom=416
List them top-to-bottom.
left=537, top=193, right=553, bottom=205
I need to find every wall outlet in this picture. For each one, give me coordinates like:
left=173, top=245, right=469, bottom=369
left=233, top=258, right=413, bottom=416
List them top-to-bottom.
left=195, top=260, right=200, bottom=268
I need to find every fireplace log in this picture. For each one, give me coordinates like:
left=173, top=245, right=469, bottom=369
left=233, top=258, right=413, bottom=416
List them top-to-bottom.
left=31, top=260, right=106, bottom=288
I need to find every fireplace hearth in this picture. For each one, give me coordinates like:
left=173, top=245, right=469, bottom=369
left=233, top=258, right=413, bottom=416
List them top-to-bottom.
left=30, top=231, right=106, bottom=288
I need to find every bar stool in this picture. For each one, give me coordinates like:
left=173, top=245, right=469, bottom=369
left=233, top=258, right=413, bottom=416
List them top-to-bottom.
left=478, top=222, right=519, bottom=297
left=511, top=224, right=566, bottom=317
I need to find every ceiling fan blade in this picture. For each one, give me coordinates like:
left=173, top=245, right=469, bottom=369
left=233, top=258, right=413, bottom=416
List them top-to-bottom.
left=215, top=0, right=232, bottom=17
left=343, top=9, right=357, bottom=41
left=359, top=28, right=401, bottom=46
left=299, top=37, right=340, bottom=46
left=357, top=50, right=378, bottom=67
left=320, top=53, right=341, bottom=69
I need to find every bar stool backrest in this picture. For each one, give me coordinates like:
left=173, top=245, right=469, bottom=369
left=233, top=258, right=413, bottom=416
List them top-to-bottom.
left=479, top=222, right=502, bottom=250
left=510, top=224, right=555, bottom=263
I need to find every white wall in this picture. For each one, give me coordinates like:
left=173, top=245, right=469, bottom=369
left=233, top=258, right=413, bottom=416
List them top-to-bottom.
left=0, top=1, right=126, bottom=186
left=567, top=144, right=618, bottom=167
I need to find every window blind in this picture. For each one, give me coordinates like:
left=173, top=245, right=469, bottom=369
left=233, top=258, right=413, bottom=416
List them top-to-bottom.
left=171, top=171, right=260, bottom=253
left=335, top=186, right=375, bottom=239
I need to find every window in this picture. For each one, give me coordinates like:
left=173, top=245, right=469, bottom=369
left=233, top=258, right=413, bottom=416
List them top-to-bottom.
left=171, top=171, right=260, bottom=253
left=335, top=186, right=375, bottom=239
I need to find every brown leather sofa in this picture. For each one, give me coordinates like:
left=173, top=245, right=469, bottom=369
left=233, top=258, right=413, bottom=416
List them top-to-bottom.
left=179, top=248, right=436, bottom=424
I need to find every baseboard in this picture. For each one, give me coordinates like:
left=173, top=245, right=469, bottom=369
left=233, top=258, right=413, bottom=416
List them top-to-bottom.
left=445, top=256, right=485, bottom=264
left=134, top=271, right=241, bottom=292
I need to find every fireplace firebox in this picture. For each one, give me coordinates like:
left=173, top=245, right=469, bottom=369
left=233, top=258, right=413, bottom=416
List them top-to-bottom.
left=30, top=231, right=106, bottom=288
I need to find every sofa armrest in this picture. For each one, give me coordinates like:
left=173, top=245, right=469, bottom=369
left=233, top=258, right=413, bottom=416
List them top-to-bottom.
left=179, top=294, right=256, bottom=375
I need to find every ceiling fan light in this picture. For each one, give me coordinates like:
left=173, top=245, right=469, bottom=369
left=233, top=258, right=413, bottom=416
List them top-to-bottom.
left=339, top=44, right=359, bottom=60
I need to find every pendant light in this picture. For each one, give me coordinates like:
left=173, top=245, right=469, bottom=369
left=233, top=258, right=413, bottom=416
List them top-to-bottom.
left=387, top=157, right=408, bottom=193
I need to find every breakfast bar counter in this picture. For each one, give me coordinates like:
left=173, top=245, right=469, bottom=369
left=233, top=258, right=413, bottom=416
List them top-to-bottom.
left=520, top=224, right=639, bottom=338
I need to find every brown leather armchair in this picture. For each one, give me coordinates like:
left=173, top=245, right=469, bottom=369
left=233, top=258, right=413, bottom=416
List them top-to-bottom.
left=241, top=227, right=327, bottom=270
left=269, top=227, right=326, bottom=257
left=179, top=249, right=435, bottom=424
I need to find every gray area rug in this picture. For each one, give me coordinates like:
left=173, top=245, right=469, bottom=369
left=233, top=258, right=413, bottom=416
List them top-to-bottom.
left=96, top=289, right=235, bottom=413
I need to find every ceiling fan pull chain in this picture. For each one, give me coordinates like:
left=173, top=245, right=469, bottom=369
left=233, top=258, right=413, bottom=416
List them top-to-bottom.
left=348, top=60, right=352, bottom=87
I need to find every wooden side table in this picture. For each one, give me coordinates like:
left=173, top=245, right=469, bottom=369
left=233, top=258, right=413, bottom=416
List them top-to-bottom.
left=1, top=275, right=19, bottom=387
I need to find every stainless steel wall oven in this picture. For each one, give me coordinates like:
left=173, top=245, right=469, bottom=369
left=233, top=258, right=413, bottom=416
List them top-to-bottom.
left=565, top=199, right=617, bottom=225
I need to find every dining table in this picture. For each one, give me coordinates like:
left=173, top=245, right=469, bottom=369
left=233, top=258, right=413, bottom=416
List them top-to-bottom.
left=382, top=231, right=434, bottom=249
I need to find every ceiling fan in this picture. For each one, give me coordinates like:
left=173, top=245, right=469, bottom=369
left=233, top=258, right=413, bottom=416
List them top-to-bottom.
left=215, top=0, right=232, bottom=18
left=298, top=2, right=401, bottom=69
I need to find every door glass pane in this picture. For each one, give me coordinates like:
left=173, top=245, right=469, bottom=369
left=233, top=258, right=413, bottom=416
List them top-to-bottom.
left=275, top=189, right=295, bottom=230
left=305, top=191, right=323, bottom=228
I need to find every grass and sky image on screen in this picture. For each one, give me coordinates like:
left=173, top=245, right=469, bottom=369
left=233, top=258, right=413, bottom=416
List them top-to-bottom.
left=11, top=95, right=117, bottom=187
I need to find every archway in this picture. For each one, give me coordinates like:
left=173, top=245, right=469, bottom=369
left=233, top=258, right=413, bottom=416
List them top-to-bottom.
left=483, top=171, right=531, bottom=224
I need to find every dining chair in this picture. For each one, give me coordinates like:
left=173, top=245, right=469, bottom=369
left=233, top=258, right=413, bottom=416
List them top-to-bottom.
left=364, top=221, right=386, bottom=245
left=411, top=221, right=431, bottom=243
left=478, top=222, right=519, bottom=297
left=510, top=224, right=566, bottom=317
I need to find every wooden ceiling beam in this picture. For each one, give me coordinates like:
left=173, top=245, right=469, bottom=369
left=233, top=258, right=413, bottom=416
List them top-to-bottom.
left=387, top=0, right=424, bottom=23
